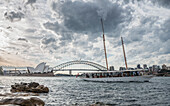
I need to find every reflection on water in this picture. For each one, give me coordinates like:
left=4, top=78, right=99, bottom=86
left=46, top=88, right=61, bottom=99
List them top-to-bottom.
left=0, top=76, right=170, bottom=105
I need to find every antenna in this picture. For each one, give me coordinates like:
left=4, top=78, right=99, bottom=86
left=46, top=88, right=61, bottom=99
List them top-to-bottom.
left=101, top=18, right=109, bottom=71
left=121, top=37, right=128, bottom=70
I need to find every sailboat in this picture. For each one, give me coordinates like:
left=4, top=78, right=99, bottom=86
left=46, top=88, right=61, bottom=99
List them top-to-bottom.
left=78, top=19, right=153, bottom=82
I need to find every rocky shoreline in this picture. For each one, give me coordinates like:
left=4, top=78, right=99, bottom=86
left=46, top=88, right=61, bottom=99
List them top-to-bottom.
left=0, top=82, right=48, bottom=106
left=11, top=82, right=49, bottom=93
left=0, top=97, right=45, bottom=106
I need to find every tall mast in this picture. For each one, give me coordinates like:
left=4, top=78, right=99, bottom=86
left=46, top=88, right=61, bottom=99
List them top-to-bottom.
left=101, top=19, right=109, bottom=71
left=121, top=37, right=128, bottom=70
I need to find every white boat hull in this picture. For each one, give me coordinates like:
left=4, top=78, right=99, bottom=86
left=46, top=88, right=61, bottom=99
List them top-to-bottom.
left=80, top=75, right=153, bottom=82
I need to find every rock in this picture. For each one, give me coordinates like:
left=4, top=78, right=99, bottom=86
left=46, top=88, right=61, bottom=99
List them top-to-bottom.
left=10, top=82, right=49, bottom=93
left=28, top=82, right=39, bottom=88
left=42, top=87, right=49, bottom=93
left=0, top=93, right=39, bottom=97
left=0, top=97, right=45, bottom=106
left=30, top=97, right=45, bottom=106
left=0, top=98, right=32, bottom=106
left=90, top=102, right=113, bottom=106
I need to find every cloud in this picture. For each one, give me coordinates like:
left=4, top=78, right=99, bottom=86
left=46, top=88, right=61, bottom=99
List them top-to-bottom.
left=0, top=0, right=170, bottom=69
left=25, top=0, right=36, bottom=5
left=46, top=0, right=131, bottom=39
left=151, top=0, right=170, bottom=8
left=4, top=11, right=24, bottom=22
left=156, top=18, right=170, bottom=42
left=41, top=37, right=56, bottom=45
left=18, top=38, right=28, bottom=42
left=0, top=56, right=9, bottom=63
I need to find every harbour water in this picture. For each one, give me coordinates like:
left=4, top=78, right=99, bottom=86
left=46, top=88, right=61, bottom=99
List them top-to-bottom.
left=0, top=76, right=170, bottom=105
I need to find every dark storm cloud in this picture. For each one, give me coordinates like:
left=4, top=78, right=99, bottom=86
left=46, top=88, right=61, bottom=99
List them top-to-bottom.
left=25, top=0, right=36, bottom=5
left=47, top=0, right=131, bottom=37
left=123, top=0, right=170, bottom=8
left=151, top=0, right=170, bottom=8
left=4, top=11, right=24, bottom=22
left=156, top=19, right=170, bottom=42
left=43, top=21, right=64, bottom=33
left=44, top=21, right=73, bottom=45
left=59, top=33, right=72, bottom=41
left=40, top=37, right=60, bottom=55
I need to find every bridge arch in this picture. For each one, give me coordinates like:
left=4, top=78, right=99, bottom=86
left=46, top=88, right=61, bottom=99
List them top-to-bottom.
left=53, top=60, right=107, bottom=71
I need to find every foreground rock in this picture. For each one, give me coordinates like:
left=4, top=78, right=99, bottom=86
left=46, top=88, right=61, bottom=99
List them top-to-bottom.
left=11, top=82, right=49, bottom=93
left=0, top=93, right=39, bottom=97
left=0, top=97, right=45, bottom=106
left=90, top=102, right=114, bottom=106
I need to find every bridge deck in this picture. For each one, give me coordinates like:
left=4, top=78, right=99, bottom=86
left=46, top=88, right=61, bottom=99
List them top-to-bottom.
left=53, top=69, right=107, bottom=71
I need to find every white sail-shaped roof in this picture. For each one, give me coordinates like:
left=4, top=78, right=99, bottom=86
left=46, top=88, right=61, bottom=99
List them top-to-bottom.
left=27, top=62, right=52, bottom=73
left=35, top=62, right=46, bottom=73
left=43, top=66, right=49, bottom=73
left=27, top=67, right=35, bottom=73
left=48, top=67, right=53, bottom=72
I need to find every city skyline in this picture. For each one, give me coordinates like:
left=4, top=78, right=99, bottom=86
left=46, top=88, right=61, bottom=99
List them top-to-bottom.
left=0, top=0, right=170, bottom=70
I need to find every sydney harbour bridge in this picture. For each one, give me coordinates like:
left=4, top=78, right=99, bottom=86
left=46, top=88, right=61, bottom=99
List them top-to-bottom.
left=53, top=60, right=107, bottom=74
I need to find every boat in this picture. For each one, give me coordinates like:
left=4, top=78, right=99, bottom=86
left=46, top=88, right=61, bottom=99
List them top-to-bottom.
left=77, top=19, right=153, bottom=82
left=79, top=70, right=153, bottom=82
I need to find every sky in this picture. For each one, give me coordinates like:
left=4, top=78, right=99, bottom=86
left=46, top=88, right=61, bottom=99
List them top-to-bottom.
left=0, top=0, right=170, bottom=70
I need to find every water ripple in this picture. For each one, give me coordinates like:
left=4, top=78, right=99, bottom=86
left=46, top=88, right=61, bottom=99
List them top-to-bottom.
left=0, top=76, right=169, bottom=106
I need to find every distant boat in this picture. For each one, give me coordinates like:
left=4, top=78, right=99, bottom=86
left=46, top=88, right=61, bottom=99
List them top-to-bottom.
left=77, top=19, right=153, bottom=82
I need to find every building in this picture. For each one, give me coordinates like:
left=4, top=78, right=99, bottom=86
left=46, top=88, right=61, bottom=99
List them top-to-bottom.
left=27, top=62, right=52, bottom=74
left=137, top=64, right=142, bottom=69
left=143, top=64, right=148, bottom=69
left=162, top=64, right=170, bottom=70
left=162, top=64, right=166, bottom=69
left=152, top=65, right=160, bottom=72
left=0, top=66, right=3, bottom=75
left=109, top=66, right=114, bottom=71
left=149, top=66, right=152, bottom=72
left=119, top=67, right=126, bottom=71
left=128, top=67, right=134, bottom=70
left=168, top=67, right=170, bottom=70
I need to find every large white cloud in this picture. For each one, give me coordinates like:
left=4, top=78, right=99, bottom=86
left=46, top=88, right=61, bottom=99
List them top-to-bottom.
left=0, top=0, right=169, bottom=69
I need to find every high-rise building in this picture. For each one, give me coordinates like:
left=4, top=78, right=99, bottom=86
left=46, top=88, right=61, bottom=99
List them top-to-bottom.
left=137, top=64, right=141, bottom=69
left=143, top=64, right=148, bottom=69
left=162, top=64, right=167, bottom=70
left=152, top=65, right=160, bottom=72
left=149, top=66, right=152, bottom=71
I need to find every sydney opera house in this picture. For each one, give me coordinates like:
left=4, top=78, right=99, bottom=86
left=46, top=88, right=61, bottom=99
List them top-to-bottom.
left=25, top=62, right=54, bottom=76
left=27, top=62, right=52, bottom=73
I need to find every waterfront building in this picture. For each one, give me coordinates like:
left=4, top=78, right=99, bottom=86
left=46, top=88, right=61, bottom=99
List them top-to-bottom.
left=27, top=62, right=52, bottom=74
left=137, top=64, right=142, bottom=69
left=143, top=64, right=148, bottom=69
left=162, top=64, right=166, bottom=69
left=162, top=64, right=170, bottom=70
left=152, top=65, right=160, bottom=72
left=0, top=66, right=3, bottom=75
left=109, top=66, right=114, bottom=71
left=149, top=66, right=153, bottom=72
left=119, top=67, right=126, bottom=71
left=128, top=67, right=134, bottom=70
left=168, top=67, right=170, bottom=70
